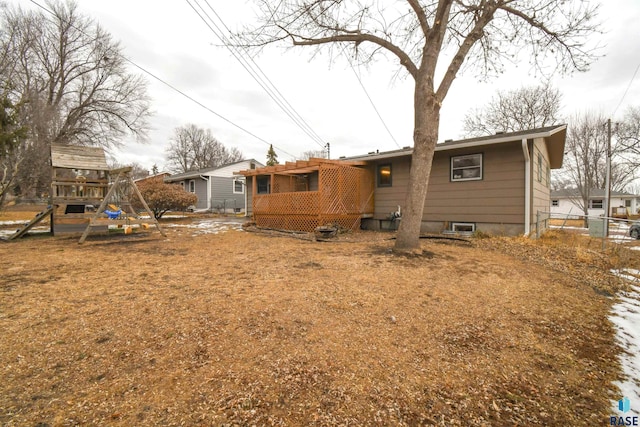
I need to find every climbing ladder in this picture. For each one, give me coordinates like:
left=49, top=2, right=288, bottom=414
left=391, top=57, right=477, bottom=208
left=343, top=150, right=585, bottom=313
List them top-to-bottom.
left=6, top=205, right=55, bottom=241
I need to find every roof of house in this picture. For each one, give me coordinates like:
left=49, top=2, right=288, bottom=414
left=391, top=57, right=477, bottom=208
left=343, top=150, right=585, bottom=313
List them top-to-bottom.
left=344, top=125, right=567, bottom=169
left=51, top=144, right=109, bottom=171
left=165, top=159, right=263, bottom=181
left=134, top=172, right=171, bottom=183
left=551, top=189, right=638, bottom=199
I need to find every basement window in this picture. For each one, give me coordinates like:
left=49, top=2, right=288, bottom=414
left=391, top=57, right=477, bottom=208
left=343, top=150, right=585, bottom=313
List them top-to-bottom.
left=451, top=153, right=482, bottom=181
left=377, top=164, right=392, bottom=187
left=551, top=200, right=559, bottom=207
left=451, top=222, right=475, bottom=233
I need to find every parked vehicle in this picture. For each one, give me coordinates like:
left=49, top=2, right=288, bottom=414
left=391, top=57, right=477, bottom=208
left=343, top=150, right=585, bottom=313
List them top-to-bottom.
left=630, top=221, right=640, bottom=239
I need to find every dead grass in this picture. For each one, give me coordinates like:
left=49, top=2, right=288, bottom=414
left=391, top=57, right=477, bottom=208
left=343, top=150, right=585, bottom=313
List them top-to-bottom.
left=0, top=219, right=632, bottom=426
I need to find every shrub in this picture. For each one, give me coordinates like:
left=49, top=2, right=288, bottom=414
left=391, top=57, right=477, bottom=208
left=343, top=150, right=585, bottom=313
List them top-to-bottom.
left=134, top=177, right=197, bottom=219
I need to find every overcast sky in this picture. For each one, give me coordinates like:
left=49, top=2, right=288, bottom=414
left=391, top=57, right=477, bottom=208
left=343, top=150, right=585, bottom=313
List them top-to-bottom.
left=19, top=0, right=640, bottom=172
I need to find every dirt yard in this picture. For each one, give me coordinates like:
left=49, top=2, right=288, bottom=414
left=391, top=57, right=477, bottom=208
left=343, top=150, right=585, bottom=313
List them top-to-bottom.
left=0, top=209, right=635, bottom=426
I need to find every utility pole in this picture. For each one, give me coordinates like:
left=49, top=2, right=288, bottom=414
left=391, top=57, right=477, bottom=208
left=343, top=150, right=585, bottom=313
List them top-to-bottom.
left=604, top=119, right=612, bottom=237
left=325, top=142, right=330, bottom=159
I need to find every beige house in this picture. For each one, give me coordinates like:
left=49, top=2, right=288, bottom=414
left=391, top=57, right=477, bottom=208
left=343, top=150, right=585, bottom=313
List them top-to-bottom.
left=240, top=125, right=566, bottom=236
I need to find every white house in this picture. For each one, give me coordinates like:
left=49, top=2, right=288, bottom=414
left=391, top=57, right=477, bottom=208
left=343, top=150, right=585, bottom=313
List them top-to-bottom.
left=550, top=189, right=639, bottom=218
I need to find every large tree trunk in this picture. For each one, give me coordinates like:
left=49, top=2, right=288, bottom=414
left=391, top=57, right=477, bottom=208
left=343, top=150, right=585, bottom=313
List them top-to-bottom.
left=394, top=77, right=440, bottom=252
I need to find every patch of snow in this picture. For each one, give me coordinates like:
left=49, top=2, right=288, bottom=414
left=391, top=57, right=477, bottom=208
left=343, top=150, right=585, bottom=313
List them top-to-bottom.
left=164, top=219, right=243, bottom=236
left=0, top=220, right=27, bottom=226
left=0, top=226, right=49, bottom=238
left=609, top=268, right=640, bottom=412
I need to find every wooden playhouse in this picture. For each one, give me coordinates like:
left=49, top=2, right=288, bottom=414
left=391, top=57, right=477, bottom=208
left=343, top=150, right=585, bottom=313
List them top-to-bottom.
left=9, top=144, right=163, bottom=242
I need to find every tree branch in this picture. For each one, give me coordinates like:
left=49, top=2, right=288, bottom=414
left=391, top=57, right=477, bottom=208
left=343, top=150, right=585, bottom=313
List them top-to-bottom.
left=406, top=0, right=430, bottom=36
left=291, top=32, right=419, bottom=79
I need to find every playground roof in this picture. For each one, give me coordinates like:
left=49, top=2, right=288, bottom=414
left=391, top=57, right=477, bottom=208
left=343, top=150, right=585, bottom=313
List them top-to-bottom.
left=51, top=144, right=109, bottom=171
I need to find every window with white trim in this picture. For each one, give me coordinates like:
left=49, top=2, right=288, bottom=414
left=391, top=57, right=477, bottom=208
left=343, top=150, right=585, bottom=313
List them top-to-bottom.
left=451, top=153, right=482, bottom=181
left=233, top=178, right=244, bottom=194
left=188, top=180, right=195, bottom=193
left=589, top=199, right=603, bottom=209
left=452, top=222, right=475, bottom=233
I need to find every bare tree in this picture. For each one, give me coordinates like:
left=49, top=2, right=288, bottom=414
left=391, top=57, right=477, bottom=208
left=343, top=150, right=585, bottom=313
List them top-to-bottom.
left=239, top=0, right=600, bottom=251
left=0, top=1, right=151, bottom=198
left=463, top=83, right=562, bottom=137
left=0, top=96, right=28, bottom=208
left=617, top=106, right=640, bottom=161
left=560, top=112, right=634, bottom=216
left=165, top=124, right=243, bottom=173
left=299, top=149, right=327, bottom=160
left=107, top=160, right=150, bottom=181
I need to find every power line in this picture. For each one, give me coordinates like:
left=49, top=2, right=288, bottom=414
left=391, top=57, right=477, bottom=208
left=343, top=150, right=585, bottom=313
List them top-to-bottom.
left=28, top=0, right=297, bottom=159
left=186, top=0, right=327, bottom=150
left=201, top=0, right=326, bottom=149
left=341, top=46, right=401, bottom=149
left=612, top=59, right=640, bottom=118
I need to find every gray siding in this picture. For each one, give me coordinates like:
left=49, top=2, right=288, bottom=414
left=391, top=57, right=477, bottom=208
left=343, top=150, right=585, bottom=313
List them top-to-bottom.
left=211, top=176, right=246, bottom=212
left=174, top=179, right=206, bottom=209
left=195, top=179, right=208, bottom=209
left=246, top=179, right=254, bottom=216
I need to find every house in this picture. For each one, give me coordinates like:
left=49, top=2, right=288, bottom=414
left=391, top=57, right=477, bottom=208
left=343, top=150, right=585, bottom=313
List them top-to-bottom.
left=239, top=125, right=566, bottom=236
left=164, top=159, right=264, bottom=213
left=134, top=171, right=171, bottom=185
left=550, top=189, right=639, bottom=218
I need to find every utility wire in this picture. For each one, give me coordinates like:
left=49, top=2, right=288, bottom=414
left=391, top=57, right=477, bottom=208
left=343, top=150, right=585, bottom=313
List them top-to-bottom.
left=28, top=0, right=297, bottom=159
left=187, top=0, right=327, bottom=150
left=202, top=0, right=326, bottom=149
left=341, top=46, right=401, bottom=149
left=612, top=59, right=640, bottom=118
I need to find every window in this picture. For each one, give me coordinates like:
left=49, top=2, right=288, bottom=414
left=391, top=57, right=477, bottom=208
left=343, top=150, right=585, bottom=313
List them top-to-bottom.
left=535, top=149, right=550, bottom=187
left=451, top=154, right=482, bottom=181
left=377, top=164, right=392, bottom=187
left=257, top=176, right=270, bottom=194
left=233, top=178, right=244, bottom=194
left=188, top=180, right=195, bottom=193
left=589, top=199, right=603, bottom=209
left=625, top=199, right=632, bottom=208
left=551, top=200, right=559, bottom=207
left=452, top=222, right=475, bottom=233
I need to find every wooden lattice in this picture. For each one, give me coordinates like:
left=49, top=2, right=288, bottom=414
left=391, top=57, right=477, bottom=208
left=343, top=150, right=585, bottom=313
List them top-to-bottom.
left=251, top=163, right=374, bottom=233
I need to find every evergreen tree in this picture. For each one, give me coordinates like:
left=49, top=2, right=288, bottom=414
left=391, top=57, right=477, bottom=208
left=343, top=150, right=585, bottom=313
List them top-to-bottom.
left=266, top=144, right=278, bottom=166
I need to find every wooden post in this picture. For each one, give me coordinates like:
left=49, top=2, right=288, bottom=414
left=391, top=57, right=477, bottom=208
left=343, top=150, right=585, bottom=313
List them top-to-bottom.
left=79, top=170, right=125, bottom=243
left=128, top=174, right=166, bottom=237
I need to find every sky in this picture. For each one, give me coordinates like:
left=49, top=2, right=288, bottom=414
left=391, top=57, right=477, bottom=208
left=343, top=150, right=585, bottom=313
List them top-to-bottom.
left=16, top=0, right=640, bottom=172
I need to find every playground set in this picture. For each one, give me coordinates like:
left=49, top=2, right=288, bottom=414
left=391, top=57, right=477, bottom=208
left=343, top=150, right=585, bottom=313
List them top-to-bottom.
left=7, top=144, right=164, bottom=243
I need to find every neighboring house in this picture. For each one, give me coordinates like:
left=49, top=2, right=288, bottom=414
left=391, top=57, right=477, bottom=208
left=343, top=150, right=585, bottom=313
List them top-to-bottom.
left=239, top=125, right=566, bottom=236
left=164, top=159, right=264, bottom=212
left=134, top=171, right=171, bottom=185
left=550, top=189, right=639, bottom=218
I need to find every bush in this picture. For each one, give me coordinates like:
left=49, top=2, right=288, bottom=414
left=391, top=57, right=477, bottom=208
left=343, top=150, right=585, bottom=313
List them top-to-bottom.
left=134, top=177, right=197, bottom=219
